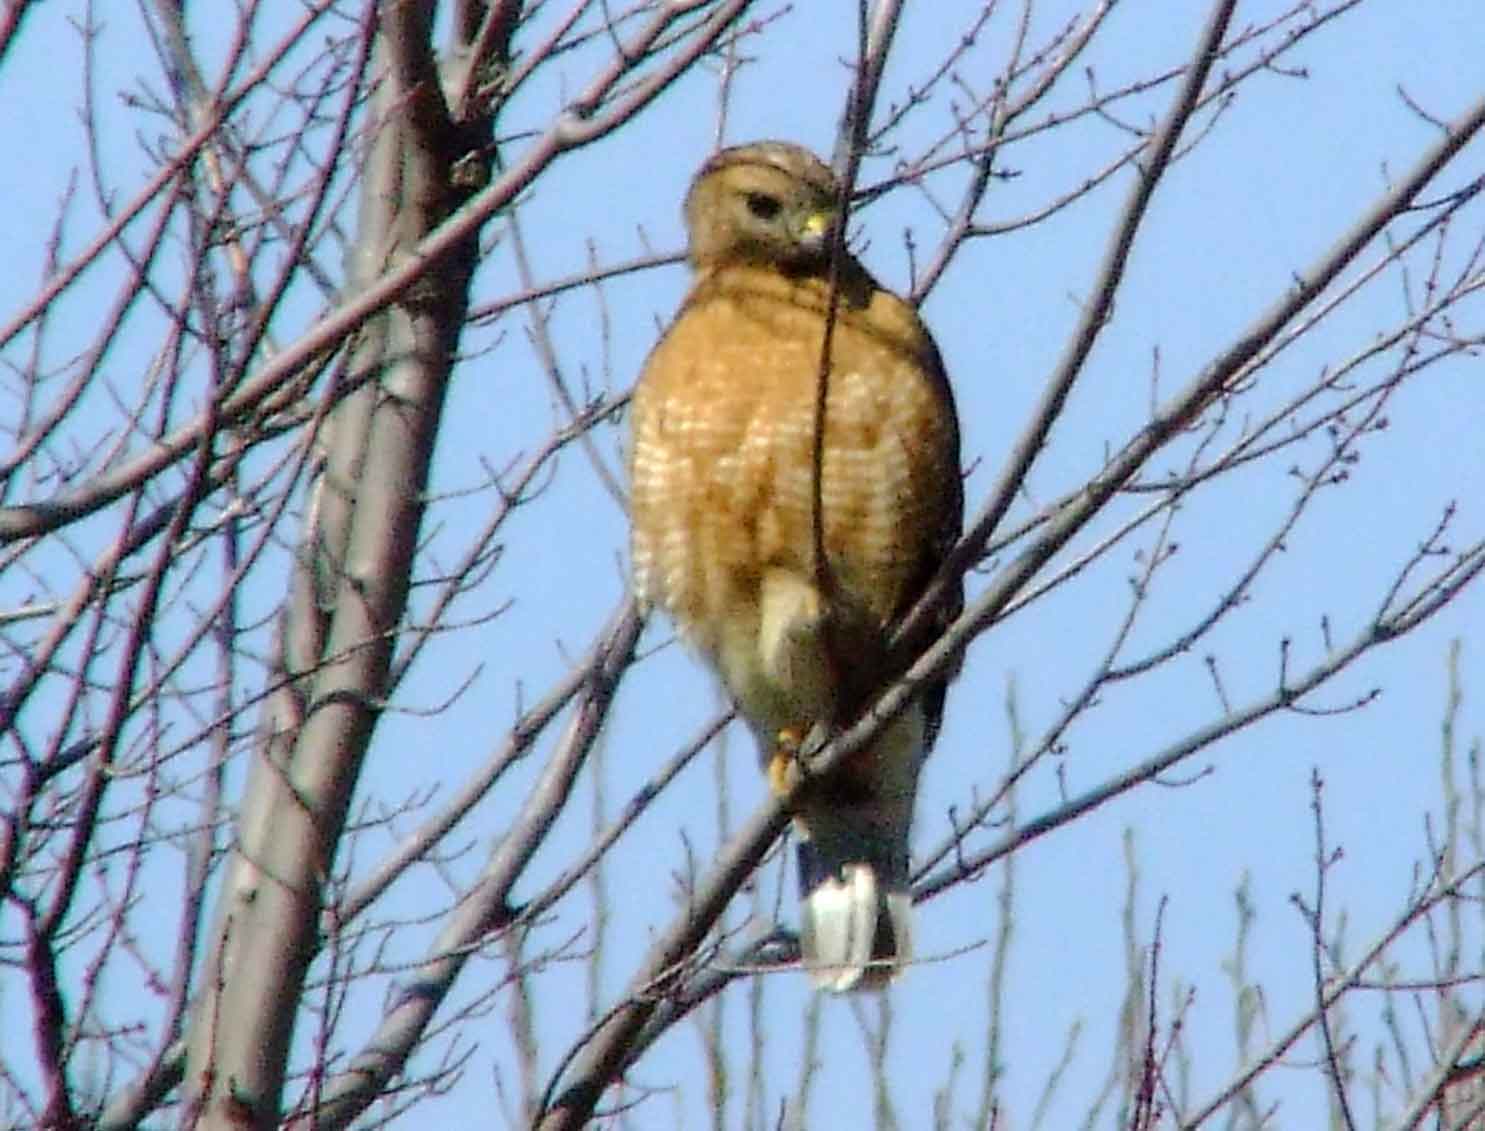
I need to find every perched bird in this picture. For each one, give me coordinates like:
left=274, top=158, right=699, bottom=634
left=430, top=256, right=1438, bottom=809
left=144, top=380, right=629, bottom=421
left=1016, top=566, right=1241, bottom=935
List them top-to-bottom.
left=628, top=141, right=963, bottom=991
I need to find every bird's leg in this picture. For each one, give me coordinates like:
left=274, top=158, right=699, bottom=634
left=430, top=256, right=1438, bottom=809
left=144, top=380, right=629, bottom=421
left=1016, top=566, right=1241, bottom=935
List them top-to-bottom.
left=770, top=721, right=836, bottom=798
left=768, top=726, right=805, bottom=798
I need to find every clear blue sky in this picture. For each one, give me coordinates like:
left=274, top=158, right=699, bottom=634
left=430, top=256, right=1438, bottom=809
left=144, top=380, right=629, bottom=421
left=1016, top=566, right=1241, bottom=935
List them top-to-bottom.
left=1, top=3, right=1481, bottom=1127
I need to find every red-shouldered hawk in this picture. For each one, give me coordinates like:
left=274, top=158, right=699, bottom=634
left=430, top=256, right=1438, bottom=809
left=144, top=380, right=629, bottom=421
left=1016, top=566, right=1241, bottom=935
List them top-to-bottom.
left=629, top=141, right=963, bottom=992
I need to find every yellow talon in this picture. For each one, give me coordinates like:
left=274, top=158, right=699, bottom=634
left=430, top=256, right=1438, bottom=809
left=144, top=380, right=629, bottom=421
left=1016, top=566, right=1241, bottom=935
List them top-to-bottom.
left=769, top=727, right=805, bottom=797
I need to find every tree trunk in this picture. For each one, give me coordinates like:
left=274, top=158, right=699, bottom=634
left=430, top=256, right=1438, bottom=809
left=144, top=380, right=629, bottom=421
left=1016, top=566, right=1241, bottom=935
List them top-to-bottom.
left=181, top=7, right=487, bottom=1125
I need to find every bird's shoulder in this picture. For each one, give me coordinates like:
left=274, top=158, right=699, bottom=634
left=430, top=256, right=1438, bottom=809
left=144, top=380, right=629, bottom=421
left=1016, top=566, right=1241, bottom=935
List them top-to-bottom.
left=652, top=260, right=941, bottom=370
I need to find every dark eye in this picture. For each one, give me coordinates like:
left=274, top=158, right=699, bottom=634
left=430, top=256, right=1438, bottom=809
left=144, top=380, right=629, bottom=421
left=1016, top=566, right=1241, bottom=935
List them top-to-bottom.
left=744, top=192, right=782, bottom=220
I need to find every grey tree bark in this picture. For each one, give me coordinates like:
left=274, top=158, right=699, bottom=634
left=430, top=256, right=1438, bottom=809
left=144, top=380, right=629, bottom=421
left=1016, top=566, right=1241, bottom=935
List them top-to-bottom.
left=0, top=3, right=1482, bottom=1129
left=181, top=4, right=500, bottom=1126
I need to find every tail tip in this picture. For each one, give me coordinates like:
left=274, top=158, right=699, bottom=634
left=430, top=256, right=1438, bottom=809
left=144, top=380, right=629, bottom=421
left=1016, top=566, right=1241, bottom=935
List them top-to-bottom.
left=799, top=862, right=912, bottom=993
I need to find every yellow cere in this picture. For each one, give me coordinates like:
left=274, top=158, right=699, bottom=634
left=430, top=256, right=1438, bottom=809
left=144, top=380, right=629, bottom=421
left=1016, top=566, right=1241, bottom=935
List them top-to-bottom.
left=802, top=211, right=831, bottom=237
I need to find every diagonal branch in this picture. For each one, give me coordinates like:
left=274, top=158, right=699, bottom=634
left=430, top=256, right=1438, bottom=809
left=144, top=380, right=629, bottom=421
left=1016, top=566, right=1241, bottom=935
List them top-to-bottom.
left=0, top=0, right=752, bottom=545
left=893, top=0, right=1243, bottom=658
left=534, top=77, right=1485, bottom=1127
left=893, top=87, right=1485, bottom=676
left=307, top=601, right=643, bottom=1130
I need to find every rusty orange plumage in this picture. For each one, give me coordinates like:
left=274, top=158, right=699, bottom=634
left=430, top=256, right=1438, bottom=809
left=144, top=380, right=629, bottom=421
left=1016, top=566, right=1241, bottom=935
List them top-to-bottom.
left=629, top=141, right=963, bottom=991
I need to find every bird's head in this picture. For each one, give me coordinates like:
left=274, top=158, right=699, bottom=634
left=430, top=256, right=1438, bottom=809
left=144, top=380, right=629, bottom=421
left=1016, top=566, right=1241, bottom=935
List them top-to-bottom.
left=683, top=141, right=842, bottom=272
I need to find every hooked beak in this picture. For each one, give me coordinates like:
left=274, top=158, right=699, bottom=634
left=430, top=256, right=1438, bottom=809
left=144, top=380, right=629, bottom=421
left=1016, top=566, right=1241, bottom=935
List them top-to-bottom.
left=796, top=208, right=837, bottom=255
